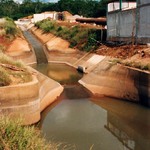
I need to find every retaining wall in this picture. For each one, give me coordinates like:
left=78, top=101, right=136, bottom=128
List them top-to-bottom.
left=34, top=68, right=64, bottom=112
left=0, top=69, right=64, bottom=125
left=0, top=76, right=40, bottom=125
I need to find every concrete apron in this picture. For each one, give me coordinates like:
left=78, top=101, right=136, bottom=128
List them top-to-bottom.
left=0, top=68, right=63, bottom=125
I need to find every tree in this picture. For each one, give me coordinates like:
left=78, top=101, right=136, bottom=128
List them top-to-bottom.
left=0, top=0, right=18, bottom=18
left=0, top=0, right=107, bottom=20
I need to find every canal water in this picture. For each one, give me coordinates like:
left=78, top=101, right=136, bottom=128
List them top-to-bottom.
left=32, top=63, right=150, bottom=150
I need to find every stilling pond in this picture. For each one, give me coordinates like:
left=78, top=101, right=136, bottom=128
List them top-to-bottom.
left=32, top=63, right=150, bottom=150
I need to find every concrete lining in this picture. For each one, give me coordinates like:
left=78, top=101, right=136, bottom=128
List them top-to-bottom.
left=30, top=27, right=150, bottom=107
left=79, top=58, right=150, bottom=106
left=33, top=68, right=64, bottom=112
left=0, top=69, right=64, bottom=125
left=0, top=76, right=40, bottom=125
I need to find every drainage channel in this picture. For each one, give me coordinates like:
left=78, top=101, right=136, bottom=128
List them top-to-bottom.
left=23, top=30, right=48, bottom=64
left=25, top=30, right=150, bottom=150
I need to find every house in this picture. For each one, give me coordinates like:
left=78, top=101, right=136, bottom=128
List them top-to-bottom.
left=107, top=0, right=150, bottom=44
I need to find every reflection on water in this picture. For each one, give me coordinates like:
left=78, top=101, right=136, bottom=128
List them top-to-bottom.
left=31, top=63, right=82, bottom=85
left=33, top=63, right=150, bottom=150
left=40, top=97, right=150, bottom=150
left=92, top=97, right=150, bottom=150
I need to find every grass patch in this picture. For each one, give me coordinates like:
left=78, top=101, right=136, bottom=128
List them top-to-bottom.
left=35, top=19, right=101, bottom=51
left=0, top=53, right=32, bottom=86
left=109, top=59, right=150, bottom=71
left=109, top=59, right=122, bottom=65
left=125, top=61, right=150, bottom=71
left=0, top=66, right=11, bottom=86
left=0, top=116, right=51, bottom=150
left=0, top=116, right=76, bottom=150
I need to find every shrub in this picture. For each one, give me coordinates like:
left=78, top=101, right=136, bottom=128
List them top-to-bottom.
left=0, top=17, right=18, bottom=38
left=4, top=19, right=18, bottom=36
left=35, top=19, right=102, bottom=51
left=36, top=20, right=57, bottom=33
left=69, top=25, right=79, bottom=38
left=0, top=29, right=6, bottom=36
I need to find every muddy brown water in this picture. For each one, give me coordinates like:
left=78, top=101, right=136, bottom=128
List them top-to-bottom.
left=32, top=63, right=150, bottom=150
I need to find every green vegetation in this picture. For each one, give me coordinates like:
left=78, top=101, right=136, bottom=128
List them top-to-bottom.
left=0, top=0, right=107, bottom=19
left=0, top=17, right=18, bottom=37
left=0, top=17, right=21, bottom=53
left=35, top=19, right=100, bottom=51
left=0, top=53, right=32, bottom=86
left=110, top=59, right=150, bottom=71
left=124, top=61, right=150, bottom=71
left=0, top=116, right=51, bottom=150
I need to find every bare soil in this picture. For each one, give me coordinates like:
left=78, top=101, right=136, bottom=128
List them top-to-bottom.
left=0, top=36, right=11, bottom=49
left=96, top=44, right=150, bottom=68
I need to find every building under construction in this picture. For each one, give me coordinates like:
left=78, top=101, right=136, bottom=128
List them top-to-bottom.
left=107, top=0, right=150, bottom=44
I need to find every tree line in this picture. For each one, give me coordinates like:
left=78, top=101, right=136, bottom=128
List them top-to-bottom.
left=0, top=0, right=107, bottom=20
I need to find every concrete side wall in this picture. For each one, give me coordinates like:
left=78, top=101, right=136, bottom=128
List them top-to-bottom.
left=139, top=0, right=149, bottom=5
left=107, top=3, right=150, bottom=43
left=137, top=5, right=150, bottom=41
left=107, top=9, right=135, bottom=39
left=107, top=12, right=118, bottom=38
left=79, top=57, right=150, bottom=107
left=0, top=68, right=64, bottom=125
left=35, top=69, right=64, bottom=112
left=0, top=76, right=40, bottom=125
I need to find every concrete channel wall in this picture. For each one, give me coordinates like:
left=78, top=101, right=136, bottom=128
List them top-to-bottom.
left=0, top=26, right=64, bottom=125
left=31, top=27, right=150, bottom=107
left=79, top=57, right=150, bottom=107
left=34, top=68, right=64, bottom=112
left=0, top=76, right=40, bottom=125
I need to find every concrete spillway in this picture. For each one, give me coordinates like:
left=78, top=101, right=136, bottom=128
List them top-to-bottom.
left=23, top=31, right=48, bottom=64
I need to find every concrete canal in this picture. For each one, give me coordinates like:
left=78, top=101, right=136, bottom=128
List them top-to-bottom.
left=25, top=30, right=150, bottom=150
left=32, top=63, right=150, bottom=150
